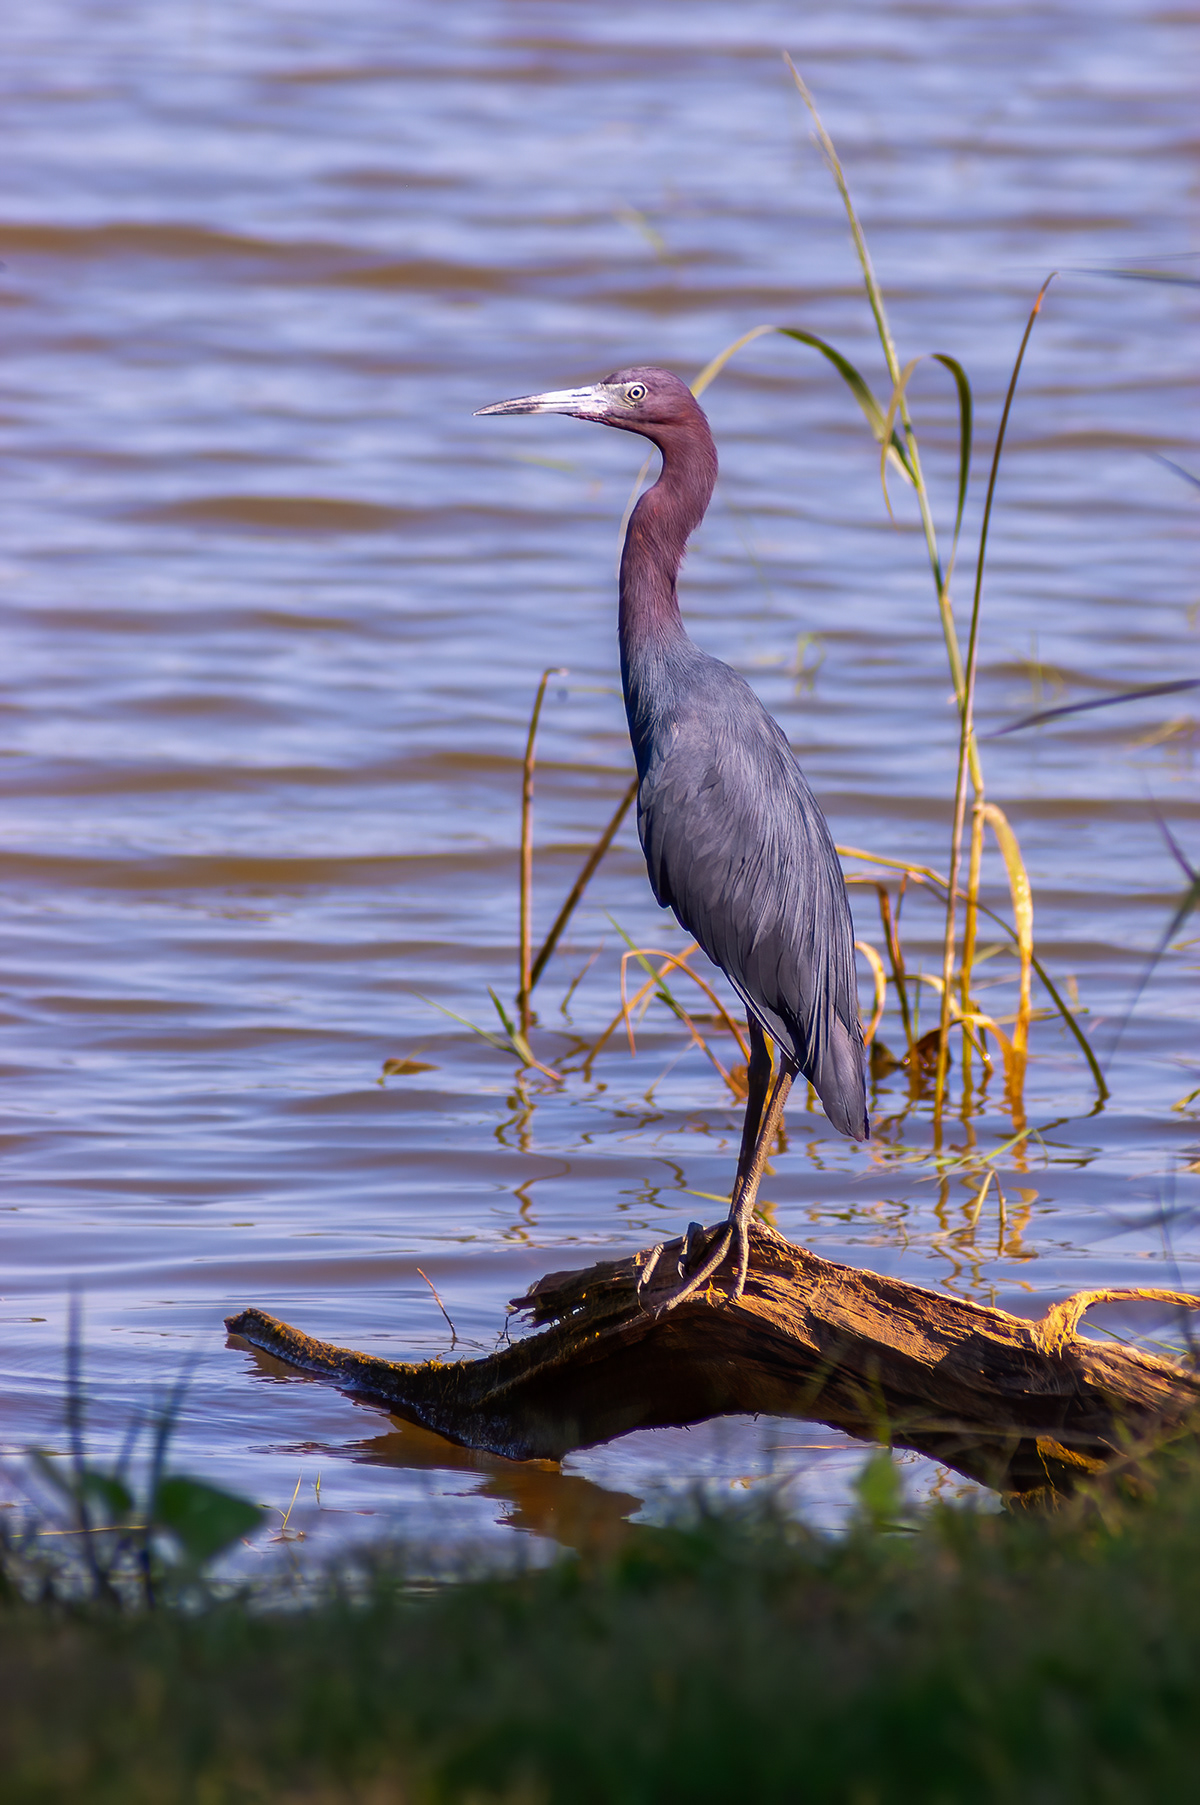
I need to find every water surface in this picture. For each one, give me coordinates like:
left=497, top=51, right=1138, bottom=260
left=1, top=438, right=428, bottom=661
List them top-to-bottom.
left=1, top=0, right=1198, bottom=1550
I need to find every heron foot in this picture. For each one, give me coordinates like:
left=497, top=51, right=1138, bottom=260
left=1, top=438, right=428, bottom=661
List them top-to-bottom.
left=649, top=1222, right=733, bottom=1317
left=637, top=1223, right=717, bottom=1311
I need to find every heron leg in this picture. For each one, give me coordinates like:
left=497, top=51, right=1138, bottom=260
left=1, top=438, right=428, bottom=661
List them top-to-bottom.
left=729, top=1017, right=772, bottom=1219
left=647, top=1028, right=780, bottom=1317
left=646, top=1032, right=793, bottom=1314
left=727, top=1060, right=796, bottom=1303
left=653, top=1063, right=791, bottom=1316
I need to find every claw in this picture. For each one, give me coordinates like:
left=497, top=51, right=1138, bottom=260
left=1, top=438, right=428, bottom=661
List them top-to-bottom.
left=679, top=1220, right=707, bottom=1275
left=653, top=1223, right=733, bottom=1316
left=635, top=1241, right=667, bottom=1307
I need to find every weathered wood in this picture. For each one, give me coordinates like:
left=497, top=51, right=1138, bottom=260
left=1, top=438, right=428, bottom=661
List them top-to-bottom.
left=225, top=1221, right=1200, bottom=1494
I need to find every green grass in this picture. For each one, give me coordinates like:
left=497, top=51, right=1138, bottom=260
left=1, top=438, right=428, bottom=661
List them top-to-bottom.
left=6, top=1447, right=1200, bottom=1803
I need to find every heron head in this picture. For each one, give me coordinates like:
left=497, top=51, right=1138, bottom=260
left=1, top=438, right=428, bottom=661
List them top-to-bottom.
left=475, top=366, right=702, bottom=435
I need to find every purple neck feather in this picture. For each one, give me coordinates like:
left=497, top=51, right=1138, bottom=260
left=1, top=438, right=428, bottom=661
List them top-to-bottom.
left=618, top=419, right=718, bottom=663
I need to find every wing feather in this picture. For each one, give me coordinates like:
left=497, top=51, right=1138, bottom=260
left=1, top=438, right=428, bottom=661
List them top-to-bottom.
left=636, top=665, right=867, bottom=1140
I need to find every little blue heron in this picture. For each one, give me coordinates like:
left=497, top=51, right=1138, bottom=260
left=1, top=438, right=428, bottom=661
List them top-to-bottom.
left=478, top=367, right=868, bottom=1308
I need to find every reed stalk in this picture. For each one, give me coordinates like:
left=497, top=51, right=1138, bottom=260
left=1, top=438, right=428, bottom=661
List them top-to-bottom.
left=933, top=278, right=1055, bottom=1119
left=518, top=667, right=566, bottom=1033
left=529, top=776, right=638, bottom=993
left=959, top=803, right=986, bottom=1094
left=844, top=880, right=917, bottom=1068
left=874, top=881, right=916, bottom=1060
left=855, top=939, right=888, bottom=1045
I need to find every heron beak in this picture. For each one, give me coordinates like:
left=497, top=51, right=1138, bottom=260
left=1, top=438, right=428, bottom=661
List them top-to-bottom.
left=475, top=384, right=611, bottom=420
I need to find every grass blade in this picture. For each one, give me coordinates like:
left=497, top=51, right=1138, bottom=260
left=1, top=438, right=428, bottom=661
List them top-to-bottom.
left=785, top=62, right=968, bottom=700
left=669, top=320, right=916, bottom=483
left=691, top=323, right=778, bottom=397
left=777, top=328, right=914, bottom=482
left=932, top=352, right=974, bottom=560
left=879, top=356, right=923, bottom=517
left=1152, top=453, right=1200, bottom=490
left=987, top=678, right=1200, bottom=739
left=1103, top=814, right=1200, bottom=1071
left=841, top=878, right=916, bottom=1061
left=873, top=881, right=916, bottom=1060
left=607, top=916, right=688, bottom=1015
left=586, top=924, right=750, bottom=1092
left=623, top=947, right=751, bottom=1064
left=617, top=951, right=747, bottom=1092
left=1028, top=953, right=1109, bottom=1104
left=489, top=988, right=563, bottom=1080
left=415, top=990, right=563, bottom=1079
left=413, top=992, right=513, bottom=1056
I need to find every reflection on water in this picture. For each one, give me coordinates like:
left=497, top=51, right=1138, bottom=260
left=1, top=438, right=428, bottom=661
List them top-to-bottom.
left=1, top=0, right=1198, bottom=1551
left=236, top=1339, right=643, bottom=1554
left=233, top=1340, right=988, bottom=1554
left=350, top=1424, right=645, bottom=1553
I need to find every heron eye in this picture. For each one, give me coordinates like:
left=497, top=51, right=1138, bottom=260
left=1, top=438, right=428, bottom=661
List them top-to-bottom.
left=626, top=383, right=647, bottom=403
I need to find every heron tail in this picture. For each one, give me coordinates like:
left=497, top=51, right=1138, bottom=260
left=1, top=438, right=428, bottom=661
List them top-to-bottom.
left=807, top=1012, right=869, bottom=1142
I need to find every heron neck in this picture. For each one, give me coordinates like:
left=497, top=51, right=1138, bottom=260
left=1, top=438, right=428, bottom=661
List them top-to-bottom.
left=618, top=429, right=717, bottom=665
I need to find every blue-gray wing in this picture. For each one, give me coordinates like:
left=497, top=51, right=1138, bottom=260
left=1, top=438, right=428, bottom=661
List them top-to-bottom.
left=637, top=687, right=867, bottom=1141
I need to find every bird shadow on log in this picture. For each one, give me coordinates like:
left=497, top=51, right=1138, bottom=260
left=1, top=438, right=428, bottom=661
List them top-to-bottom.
left=226, top=1222, right=1200, bottom=1501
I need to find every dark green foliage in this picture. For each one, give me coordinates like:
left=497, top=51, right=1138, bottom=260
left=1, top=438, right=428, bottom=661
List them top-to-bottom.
left=18, top=1329, right=267, bottom=1610
left=5, top=1448, right=1200, bottom=1803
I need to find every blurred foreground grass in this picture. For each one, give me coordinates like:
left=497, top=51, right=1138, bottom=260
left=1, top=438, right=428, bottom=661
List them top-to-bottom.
left=5, top=1443, right=1200, bottom=1803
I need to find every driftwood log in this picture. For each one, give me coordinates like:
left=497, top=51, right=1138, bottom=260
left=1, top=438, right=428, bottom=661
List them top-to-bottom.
left=226, top=1221, right=1200, bottom=1496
